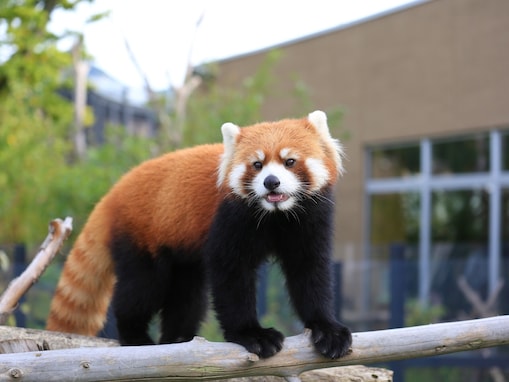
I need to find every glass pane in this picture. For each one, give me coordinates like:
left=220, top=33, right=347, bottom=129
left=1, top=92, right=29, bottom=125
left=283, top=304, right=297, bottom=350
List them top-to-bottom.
left=503, top=132, right=509, bottom=171
left=432, top=134, right=490, bottom=174
left=370, top=144, right=420, bottom=179
left=430, top=190, right=489, bottom=321
left=432, top=190, right=488, bottom=243
left=369, top=193, right=420, bottom=329
left=370, top=193, right=420, bottom=246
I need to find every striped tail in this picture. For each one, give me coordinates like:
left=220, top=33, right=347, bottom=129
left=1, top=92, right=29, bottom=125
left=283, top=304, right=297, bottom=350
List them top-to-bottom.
left=46, top=223, right=115, bottom=336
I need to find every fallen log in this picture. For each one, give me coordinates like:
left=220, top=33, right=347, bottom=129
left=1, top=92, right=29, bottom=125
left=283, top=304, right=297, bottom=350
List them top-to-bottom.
left=0, top=315, right=507, bottom=381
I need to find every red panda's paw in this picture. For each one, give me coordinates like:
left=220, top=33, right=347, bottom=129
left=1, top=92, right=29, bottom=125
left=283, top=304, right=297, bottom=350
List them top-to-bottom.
left=308, top=320, right=352, bottom=359
left=225, top=327, right=284, bottom=359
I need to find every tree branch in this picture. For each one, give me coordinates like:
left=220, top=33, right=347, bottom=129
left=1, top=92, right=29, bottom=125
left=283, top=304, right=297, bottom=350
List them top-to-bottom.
left=0, top=217, right=73, bottom=324
left=0, top=316, right=507, bottom=381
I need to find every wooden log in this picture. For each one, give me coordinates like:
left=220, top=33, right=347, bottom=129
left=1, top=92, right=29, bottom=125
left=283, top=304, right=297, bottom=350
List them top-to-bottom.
left=0, top=316, right=507, bottom=381
left=0, top=326, right=118, bottom=354
left=0, top=328, right=391, bottom=381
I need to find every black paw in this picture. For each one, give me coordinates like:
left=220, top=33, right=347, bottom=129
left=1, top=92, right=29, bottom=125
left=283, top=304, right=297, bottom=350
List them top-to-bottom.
left=308, top=320, right=352, bottom=359
left=225, top=327, right=284, bottom=358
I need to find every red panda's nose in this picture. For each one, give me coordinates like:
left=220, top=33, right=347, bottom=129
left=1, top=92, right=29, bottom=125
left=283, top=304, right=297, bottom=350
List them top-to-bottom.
left=264, top=175, right=280, bottom=191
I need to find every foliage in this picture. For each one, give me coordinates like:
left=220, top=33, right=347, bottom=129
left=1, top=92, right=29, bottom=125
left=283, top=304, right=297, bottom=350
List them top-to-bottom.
left=0, top=0, right=113, bottom=244
left=0, top=1, right=77, bottom=244
left=0, top=2, right=348, bottom=339
left=183, top=49, right=346, bottom=146
left=182, top=50, right=282, bottom=147
left=52, top=125, right=158, bottom=233
left=260, top=262, right=302, bottom=336
left=405, top=299, right=445, bottom=327
left=198, top=311, right=223, bottom=342
left=405, top=367, right=464, bottom=382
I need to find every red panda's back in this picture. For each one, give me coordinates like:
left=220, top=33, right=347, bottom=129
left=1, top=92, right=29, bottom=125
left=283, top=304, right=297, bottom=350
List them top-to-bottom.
left=47, top=143, right=224, bottom=335
left=103, top=143, right=225, bottom=253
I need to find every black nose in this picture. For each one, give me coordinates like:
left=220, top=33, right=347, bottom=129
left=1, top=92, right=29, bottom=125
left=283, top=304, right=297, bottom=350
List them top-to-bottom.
left=264, top=175, right=280, bottom=191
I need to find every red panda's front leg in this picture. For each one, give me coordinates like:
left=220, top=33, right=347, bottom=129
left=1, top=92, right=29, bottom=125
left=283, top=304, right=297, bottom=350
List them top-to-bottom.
left=276, top=190, right=352, bottom=359
left=204, top=201, right=285, bottom=358
left=279, top=249, right=352, bottom=359
left=207, top=252, right=284, bottom=357
left=208, top=261, right=285, bottom=357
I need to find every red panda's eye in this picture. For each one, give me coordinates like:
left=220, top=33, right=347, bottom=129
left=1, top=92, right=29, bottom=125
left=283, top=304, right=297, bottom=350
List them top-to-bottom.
left=285, top=158, right=296, bottom=168
left=253, top=161, right=263, bottom=170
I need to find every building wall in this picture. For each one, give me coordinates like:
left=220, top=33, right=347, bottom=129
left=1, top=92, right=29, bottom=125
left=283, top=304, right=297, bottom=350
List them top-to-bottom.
left=214, top=0, right=509, bottom=257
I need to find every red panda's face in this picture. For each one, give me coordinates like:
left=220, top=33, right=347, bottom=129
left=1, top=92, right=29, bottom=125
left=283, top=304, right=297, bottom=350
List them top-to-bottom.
left=217, top=111, right=343, bottom=213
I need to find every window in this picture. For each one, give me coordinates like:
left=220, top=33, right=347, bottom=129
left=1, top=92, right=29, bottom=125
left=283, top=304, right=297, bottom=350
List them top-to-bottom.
left=366, top=130, right=507, bottom=317
left=432, top=134, right=490, bottom=174
left=370, top=144, right=420, bottom=179
left=430, top=190, right=489, bottom=319
left=432, top=190, right=488, bottom=244
left=370, top=193, right=419, bottom=246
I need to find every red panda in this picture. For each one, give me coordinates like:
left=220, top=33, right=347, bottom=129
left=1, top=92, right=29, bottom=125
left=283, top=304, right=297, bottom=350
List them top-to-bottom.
left=47, top=111, right=352, bottom=359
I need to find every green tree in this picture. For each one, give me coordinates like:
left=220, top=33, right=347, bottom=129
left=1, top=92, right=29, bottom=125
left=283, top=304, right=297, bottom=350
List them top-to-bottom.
left=0, top=1, right=79, bottom=244
left=0, top=3, right=348, bottom=333
left=182, top=50, right=282, bottom=147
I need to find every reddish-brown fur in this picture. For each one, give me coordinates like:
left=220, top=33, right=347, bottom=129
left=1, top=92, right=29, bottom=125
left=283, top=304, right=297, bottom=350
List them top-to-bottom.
left=46, top=116, right=339, bottom=336
left=47, top=144, right=224, bottom=335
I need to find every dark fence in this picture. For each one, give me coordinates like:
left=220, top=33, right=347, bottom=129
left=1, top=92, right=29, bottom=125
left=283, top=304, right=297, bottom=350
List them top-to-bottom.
left=387, top=244, right=509, bottom=382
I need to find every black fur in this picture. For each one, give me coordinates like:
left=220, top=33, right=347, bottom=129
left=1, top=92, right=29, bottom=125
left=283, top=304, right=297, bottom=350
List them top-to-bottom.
left=109, top=187, right=352, bottom=359
left=204, top=187, right=351, bottom=359
left=110, top=236, right=207, bottom=346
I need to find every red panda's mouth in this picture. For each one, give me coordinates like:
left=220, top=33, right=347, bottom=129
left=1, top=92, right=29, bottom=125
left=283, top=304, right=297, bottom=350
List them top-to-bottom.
left=265, top=192, right=290, bottom=203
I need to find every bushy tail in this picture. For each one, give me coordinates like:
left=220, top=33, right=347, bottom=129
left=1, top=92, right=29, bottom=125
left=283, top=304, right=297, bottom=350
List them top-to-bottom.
left=46, top=220, right=115, bottom=336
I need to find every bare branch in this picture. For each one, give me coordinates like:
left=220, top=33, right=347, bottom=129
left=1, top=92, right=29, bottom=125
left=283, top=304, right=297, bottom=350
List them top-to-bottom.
left=122, top=36, right=155, bottom=99
left=71, top=38, right=89, bottom=160
left=0, top=218, right=73, bottom=324
left=457, top=276, right=504, bottom=317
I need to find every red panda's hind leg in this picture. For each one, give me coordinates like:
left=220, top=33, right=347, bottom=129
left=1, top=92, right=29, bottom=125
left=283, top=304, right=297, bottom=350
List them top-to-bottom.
left=110, top=232, right=160, bottom=345
left=111, top=232, right=208, bottom=346
left=159, top=255, right=208, bottom=344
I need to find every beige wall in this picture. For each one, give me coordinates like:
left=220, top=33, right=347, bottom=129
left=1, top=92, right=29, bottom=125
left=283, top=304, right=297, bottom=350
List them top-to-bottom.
left=214, top=0, right=509, bottom=256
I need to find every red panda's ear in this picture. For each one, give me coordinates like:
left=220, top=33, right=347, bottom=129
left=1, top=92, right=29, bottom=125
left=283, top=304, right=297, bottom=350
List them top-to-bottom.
left=308, top=110, right=344, bottom=175
left=308, top=110, right=329, bottom=137
left=217, top=122, right=240, bottom=188
left=221, top=122, right=240, bottom=151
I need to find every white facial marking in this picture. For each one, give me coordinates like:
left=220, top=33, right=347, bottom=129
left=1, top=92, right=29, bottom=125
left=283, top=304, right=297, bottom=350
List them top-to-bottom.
left=279, top=147, right=300, bottom=161
left=249, top=150, right=265, bottom=164
left=305, top=158, right=330, bottom=191
left=253, top=162, right=300, bottom=211
left=228, top=163, right=246, bottom=196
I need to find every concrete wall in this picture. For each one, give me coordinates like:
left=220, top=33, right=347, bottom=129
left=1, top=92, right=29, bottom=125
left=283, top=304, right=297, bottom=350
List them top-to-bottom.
left=213, top=0, right=509, bottom=257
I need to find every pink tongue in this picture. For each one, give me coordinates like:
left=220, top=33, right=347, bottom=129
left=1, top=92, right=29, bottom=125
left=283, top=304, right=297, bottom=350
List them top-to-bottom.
left=267, top=193, right=286, bottom=203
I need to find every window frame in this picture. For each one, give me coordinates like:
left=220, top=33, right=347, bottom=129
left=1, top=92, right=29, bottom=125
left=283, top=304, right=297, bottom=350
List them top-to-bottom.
left=365, top=130, right=509, bottom=305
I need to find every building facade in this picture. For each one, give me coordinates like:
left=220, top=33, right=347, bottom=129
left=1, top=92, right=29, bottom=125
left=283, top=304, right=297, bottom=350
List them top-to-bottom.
left=213, top=0, right=509, bottom=324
